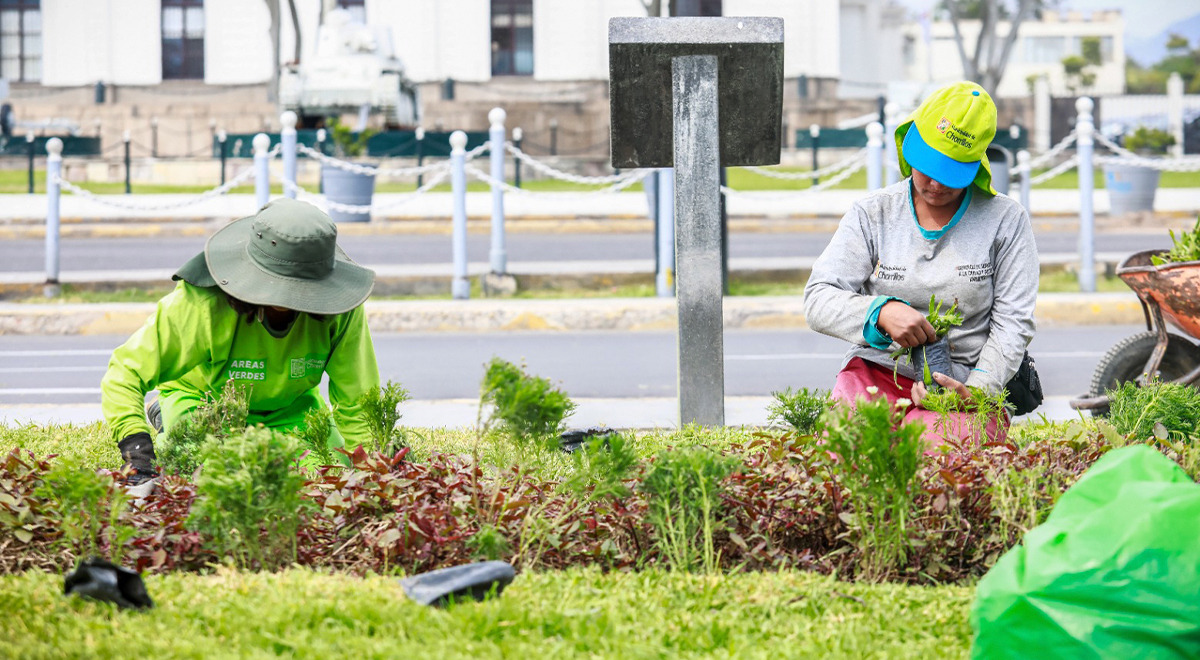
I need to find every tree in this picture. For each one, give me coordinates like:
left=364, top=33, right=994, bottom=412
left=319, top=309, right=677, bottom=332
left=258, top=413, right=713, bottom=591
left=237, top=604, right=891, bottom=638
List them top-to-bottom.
left=263, top=0, right=303, bottom=103
left=942, top=0, right=1038, bottom=96
left=1062, top=36, right=1101, bottom=95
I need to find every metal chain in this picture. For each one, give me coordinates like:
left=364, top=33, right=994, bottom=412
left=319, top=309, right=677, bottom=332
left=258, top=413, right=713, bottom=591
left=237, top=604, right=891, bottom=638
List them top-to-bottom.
left=1028, top=131, right=1078, bottom=169
left=1092, top=132, right=1138, bottom=158
left=504, top=142, right=639, bottom=184
left=295, top=143, right=454, bottom=177
left=740, top=149, right=868, bottom=180
left=1094, top=154, right=1200, bottom=172
left=1028, top=156, right=1079, bottom=186
left=721, top=159, right=866, bottom=197
left=465, top=162, right=650, bottom=195
left=52, top=163, right=258, bottom=210
left=282, top=168, right=451, bottom=215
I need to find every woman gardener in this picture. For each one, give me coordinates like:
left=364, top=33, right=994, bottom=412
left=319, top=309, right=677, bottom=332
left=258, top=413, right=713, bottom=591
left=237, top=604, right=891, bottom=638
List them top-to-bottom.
left=803, top=81, right=1039, bottom=446
left=101, top=198, right=380, bottom=484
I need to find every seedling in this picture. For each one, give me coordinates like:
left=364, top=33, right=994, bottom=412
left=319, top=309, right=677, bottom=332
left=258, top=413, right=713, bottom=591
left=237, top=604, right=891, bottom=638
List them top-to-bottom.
left=1151, top=217, right=1200, bottom=266
left=891, top=295, right=964, bottom=387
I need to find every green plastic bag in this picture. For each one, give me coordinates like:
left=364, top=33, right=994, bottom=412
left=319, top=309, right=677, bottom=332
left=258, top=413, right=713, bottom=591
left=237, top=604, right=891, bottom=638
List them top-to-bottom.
left=972, top=446, right=1200, bottom=659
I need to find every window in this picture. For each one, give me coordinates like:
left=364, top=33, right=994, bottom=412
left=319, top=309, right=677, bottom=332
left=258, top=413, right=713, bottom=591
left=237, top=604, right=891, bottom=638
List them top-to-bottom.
left=0, top=0, right=41, bottom=82
left=162, top=0, right=204, bottom=80
left=337, top=0, right=365, bottom=24
left=491, top=0, right=532, bottom=76
left=672, top=0, right=721, bottom=16
left=1070, top=35, right=1114, bottom=63
left=1022, top=36, right=1066, bottom=64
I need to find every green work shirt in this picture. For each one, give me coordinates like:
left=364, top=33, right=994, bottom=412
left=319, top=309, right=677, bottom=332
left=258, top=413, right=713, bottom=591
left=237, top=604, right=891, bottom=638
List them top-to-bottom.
left=101, top=280, right=381, bottom=446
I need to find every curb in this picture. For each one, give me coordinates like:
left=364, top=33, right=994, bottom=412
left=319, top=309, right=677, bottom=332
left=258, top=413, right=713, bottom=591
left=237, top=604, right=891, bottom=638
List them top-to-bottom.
left=0, top=212, right=1195, bottom=240
left=0, top=293, right=1145, bottom=336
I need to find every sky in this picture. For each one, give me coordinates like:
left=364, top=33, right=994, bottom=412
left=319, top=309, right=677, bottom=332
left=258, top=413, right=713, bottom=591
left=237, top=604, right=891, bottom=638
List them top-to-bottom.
left=896, top=0, right=1198, bottom=38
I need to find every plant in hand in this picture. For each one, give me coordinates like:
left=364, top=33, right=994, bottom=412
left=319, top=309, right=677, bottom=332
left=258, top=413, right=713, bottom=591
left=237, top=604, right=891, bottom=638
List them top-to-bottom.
left=1151, top=217, right=1200, bottom=265
left=892, top=295, right=964, bottom=388
left=478, top=358, right=576, bottom=453
left=159, top=380, right=249, bottom=476
left=358, top=380, right=411, bottom=455
left=767, top=387, right=831, bottom=435
left=820, top=395, right=924, bottom=580
left=186, top=426, right=308, bottom=571
left=639, top=446, right=739, bottom=573
left=35, top=459, right=136, bottom=566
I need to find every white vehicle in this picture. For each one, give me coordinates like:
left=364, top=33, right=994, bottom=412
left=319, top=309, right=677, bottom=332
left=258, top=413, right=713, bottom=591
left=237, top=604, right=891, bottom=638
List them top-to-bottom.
left=279, top=8, right=419, bottom=128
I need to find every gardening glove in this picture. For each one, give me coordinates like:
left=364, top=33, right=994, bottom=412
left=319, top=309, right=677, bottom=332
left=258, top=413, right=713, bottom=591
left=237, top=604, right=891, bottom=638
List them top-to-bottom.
left=117, top=432, right=159, bottom=485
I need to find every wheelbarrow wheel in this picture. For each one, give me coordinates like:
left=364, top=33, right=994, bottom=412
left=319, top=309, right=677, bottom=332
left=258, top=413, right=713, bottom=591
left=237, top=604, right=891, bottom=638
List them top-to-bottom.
left=1087, top=331, right=1200, bottom=416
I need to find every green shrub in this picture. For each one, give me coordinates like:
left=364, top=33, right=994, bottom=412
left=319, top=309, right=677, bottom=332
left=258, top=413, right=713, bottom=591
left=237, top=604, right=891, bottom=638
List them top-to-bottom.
left=327, top=117, right=377, bottom=158
left=1123, top=126, right=1175, bottom=155
left=1152, top=217, right=1200, bottom=265
left=478, top=358, right=576, bottom=452
left=1108, top=379, right=1200, bottom=440
left=158, top=380, right=249, bottom=476
left=357, top=380, right=411, bottom=455
left=920, top=386, right=1010, bottom=443
left=767, top=387, right=831, bottom=435
left=820, top=396, right=924, bottom=580
left=294, top=407, right=336, bottom=468
left=186, top=427, right=308, bottom=570
left=563, top=433, right=640, bottom=501
left=639, top=446, right=739, bottom=573
left=34, top=460, right=135, bottom=565
left=987, top=464, right=1064, bottom=546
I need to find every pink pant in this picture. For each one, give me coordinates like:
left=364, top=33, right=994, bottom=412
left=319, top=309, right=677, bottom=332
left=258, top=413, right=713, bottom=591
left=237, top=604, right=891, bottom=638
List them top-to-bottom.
left=831, top=358, right=1008, bottom=449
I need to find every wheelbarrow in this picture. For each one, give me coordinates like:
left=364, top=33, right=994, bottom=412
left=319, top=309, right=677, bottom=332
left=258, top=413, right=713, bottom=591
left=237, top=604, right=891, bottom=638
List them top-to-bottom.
left=1070, top=249, right=1200, bottom=415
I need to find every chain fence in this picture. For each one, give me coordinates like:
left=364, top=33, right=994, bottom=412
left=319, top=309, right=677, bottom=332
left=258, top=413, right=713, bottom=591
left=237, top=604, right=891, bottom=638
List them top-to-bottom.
left=739, top=148, right=868, bottom=181
left=52, top=161, right=259, bottom=211
left=281, top=168, right=451, bottom=216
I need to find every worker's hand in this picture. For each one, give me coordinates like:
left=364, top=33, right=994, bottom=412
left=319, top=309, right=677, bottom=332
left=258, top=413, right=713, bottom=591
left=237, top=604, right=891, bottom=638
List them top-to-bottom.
left=876, top=300, right=937, bottom=348
left=911, top=372, right=971, bottom=407
left=117, top=432, right=158, bottom=485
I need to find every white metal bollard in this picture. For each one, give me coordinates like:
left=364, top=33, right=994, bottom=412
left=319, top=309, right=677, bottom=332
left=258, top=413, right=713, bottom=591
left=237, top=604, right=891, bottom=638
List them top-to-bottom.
left=1168, top=72, right=1184, bottom=159
left=1034, top=76, right=1051, bottom=154
left=1076, top=97, right=1096, bottom=293
left=884, top=102, right=900, bottom=186
left=488, top=107, right=507, bottom=275
left=281, top=110, right=298, bottom=198
left=866, top=122, right=883, bottom=191
left=450, top=131, right=470, bottom=300
left=253, top=133, right=271, bottom=209
left=45, top=137, right=63, bottom=294
left=1017, top=149, right=1031, bottom=213
left=655, top=168, right=675, bottom=298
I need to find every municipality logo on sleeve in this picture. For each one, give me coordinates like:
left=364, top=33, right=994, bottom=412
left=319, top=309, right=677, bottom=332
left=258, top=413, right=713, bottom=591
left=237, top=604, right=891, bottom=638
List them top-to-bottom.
left=289, top=355, right=326, bottom=379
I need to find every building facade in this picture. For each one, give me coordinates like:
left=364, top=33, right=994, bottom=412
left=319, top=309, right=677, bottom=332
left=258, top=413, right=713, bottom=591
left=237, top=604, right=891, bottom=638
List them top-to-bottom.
left=902, top=9, right=1126, bottom=98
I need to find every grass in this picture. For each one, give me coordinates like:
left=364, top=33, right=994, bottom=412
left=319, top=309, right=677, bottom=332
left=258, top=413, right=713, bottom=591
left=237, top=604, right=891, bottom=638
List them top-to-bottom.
left=5, top=162, right=1197, bottom=194
left=7, top=269, right=1122, bottom=305
left=0, top=419, right=761, bottom=483
left=0, top=567, right=974, bottom=659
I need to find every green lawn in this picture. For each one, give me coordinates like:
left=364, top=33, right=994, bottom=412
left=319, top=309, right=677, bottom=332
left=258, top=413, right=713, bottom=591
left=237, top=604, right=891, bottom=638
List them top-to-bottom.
left=2, top=162, right=1197, bottom=194
left=6, top=270, right=1124, bottom=305
left=0, top=568, right=974, bottom=659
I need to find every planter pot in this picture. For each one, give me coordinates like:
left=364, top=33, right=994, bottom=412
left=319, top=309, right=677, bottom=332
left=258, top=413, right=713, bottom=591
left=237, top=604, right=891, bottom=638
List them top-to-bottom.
left=1104, top=162, right=1161, bottom=216
left=320, top=163, right=376, bottom=223
left=913, top=338, right=953, bottom=391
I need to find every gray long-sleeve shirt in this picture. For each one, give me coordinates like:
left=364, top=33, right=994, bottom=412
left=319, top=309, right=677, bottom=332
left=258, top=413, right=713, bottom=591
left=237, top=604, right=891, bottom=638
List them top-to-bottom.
left=803, top=180, right=1038, bottom=393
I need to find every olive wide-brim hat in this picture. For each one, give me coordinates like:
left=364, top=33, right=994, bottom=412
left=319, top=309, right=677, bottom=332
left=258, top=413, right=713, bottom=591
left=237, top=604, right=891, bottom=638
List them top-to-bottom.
left=204, top=199, right=375, bottom=315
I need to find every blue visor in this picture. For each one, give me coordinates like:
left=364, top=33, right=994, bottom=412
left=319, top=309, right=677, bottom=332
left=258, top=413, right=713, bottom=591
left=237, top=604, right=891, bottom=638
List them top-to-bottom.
left=901, top=125, right=980, bottom=189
